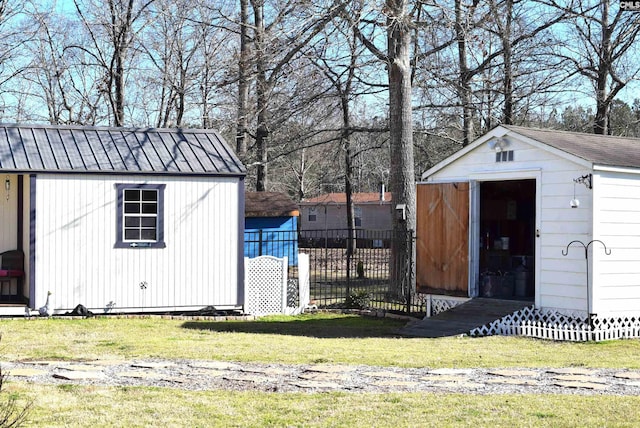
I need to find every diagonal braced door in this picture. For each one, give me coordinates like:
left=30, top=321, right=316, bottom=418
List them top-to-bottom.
left=416, top=182, right=469, bottom=295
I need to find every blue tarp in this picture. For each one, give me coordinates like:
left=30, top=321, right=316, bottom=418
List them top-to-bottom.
left=244, top=217, right=298, bottom=266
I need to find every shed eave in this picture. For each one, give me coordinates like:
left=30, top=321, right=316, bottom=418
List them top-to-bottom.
left=593, top=164, right=640, bottom=175
left=0, top=168, right=246, bottom=178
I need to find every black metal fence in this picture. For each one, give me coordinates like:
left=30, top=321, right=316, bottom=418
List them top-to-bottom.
left=244, top=228, right=425, bottom=315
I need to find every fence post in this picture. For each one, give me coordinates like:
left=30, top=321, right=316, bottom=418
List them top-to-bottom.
left=298, top=253, right=310, bottom=311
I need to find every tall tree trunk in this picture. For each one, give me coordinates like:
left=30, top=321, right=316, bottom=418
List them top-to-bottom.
left=236, top=0, right=250, bottom=158
left=252, top=0, right=268, bottom=191
left=387, top=0, right=416, bottom=298
left=455, top=0, right=473, bottom=145
left=501, top=0, right=514, bottom=125
left=594, top=2, right=611, bottom=135
left=113, top=46, right=125, bottom=126
left=342, top=85, right=356, bottom=290
left=343, top=106, right=355, bottom=293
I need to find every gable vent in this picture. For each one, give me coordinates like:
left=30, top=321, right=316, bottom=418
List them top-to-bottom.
left=496, top=150, right=514, bottom=162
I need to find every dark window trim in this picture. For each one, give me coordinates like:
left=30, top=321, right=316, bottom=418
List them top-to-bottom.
left=115, top=183, right=166, bottom=248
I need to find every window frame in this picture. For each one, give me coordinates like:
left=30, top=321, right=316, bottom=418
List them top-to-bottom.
left=115, top=183, right=166, bottom=248
left=308, top=206, right=317, bottom=222
left=354, top=206, right=362, bottom=227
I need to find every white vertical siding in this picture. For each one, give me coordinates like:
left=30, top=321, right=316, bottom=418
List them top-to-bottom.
left=426, top=136, right=594, bottom=314
left=592, top=170, right=640, bottom=317
left=33, top=174, right=241, bottom=313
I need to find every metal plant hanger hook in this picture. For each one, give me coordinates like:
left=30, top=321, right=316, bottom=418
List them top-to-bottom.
left=562, top=239, right=611, bottom=338
left=562, top=239, right=611, bottom=259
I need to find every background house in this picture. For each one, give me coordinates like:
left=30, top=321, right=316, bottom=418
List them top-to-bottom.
left=0, top=124, right=245, bottom=316
left=418, top=125, right=640, bottom=320
left=244, top=191, right=299, bottom=265
left=299, top=191, right=392, bottom=233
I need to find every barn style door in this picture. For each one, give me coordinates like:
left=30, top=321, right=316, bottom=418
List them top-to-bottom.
left=416, top=182, right=469, bottom=295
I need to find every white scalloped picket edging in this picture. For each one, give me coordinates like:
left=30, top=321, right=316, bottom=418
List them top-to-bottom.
left=470, top=306, right=640, bottom=342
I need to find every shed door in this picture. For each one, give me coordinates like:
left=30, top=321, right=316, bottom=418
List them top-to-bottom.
left=416, top=182, right=469, bottom=295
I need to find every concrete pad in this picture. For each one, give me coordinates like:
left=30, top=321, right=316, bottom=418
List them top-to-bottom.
left=23, top=360, right=69, bottom=367
left=131, top=361, right=176, bottom=369
left=189, top=361, right=242, bottom=371
left=65, top=364, right=104, bottom=372
left=306, top=364, right=356, bottom=374
left=240, top=367, right=290, bottom=376
left=7, top=368, right=48, bottom=377
left=546, top=368, right=598, bottom=376
left=182, top=369, right=226, bottom=377
left=487, top=369, right=539, bottom=378
left=53, top=371, right=106, bottom=380
left=116, top=371, right=164, bottom=379
left=362, top=371, right=407, bottom=379
left=299, top=372, right=348, bottom=382
left=613, top=372, right=640, bottom=380
left=223, top=374, right=269, bottom=383
left=552, top=374, right=607, bottom=384
left=422, top=375, right=469, bottom=383
left=486, top=378, right=540, bottom=386
left=291, top=380, right=342, bottom=389
left=553, top=381, right=608, bottom=391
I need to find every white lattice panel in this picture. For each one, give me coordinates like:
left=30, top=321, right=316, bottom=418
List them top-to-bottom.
left=244, top=256, right=287, bottom=316
left=419, top=294, right=469, bottom=318
left=469, top=307, right=640, bottom=342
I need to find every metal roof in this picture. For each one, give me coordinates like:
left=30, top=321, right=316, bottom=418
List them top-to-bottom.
left=0, top=124, right=245, bottom=175
left=504, top=125, right=640, bottom=169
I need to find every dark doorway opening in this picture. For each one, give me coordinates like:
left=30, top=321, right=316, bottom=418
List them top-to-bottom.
left=479, top=179, right=535, bottom=300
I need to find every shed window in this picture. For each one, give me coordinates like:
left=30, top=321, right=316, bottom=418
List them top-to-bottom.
left=115, top=184, right=166, bottom=248
left=308, top=207, right=317, bottom=222
left=354, top=207, right=362, bottom=227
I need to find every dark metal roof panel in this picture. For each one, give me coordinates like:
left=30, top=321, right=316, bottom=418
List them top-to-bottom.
left=0, top=124, right=246, bottom=175
left=33, top=128, right=58, bottom=170
left=46, top=128, right=73, bottom=170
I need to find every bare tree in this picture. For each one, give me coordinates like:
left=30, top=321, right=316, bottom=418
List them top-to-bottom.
left=71, top=0, right=156, bottom=126
left=236, top=0, right=251, bottom=158
left=242, top=0, right=346, bottom=191
left=353, top=0, right=416, bottom=296
left=559, top=0, right=640, bottom=134
left=0, top=1, right=35, bottom=121
left=21, top=8, right=108, bottom=125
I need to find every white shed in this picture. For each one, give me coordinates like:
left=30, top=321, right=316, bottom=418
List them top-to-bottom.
left=0, top=124, right=246, bottom=316
left=418, top=125, right=640, bottom=324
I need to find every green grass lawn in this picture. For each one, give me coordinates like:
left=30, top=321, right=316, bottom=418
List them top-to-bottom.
left=2, top=312, right=640, bottom=427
